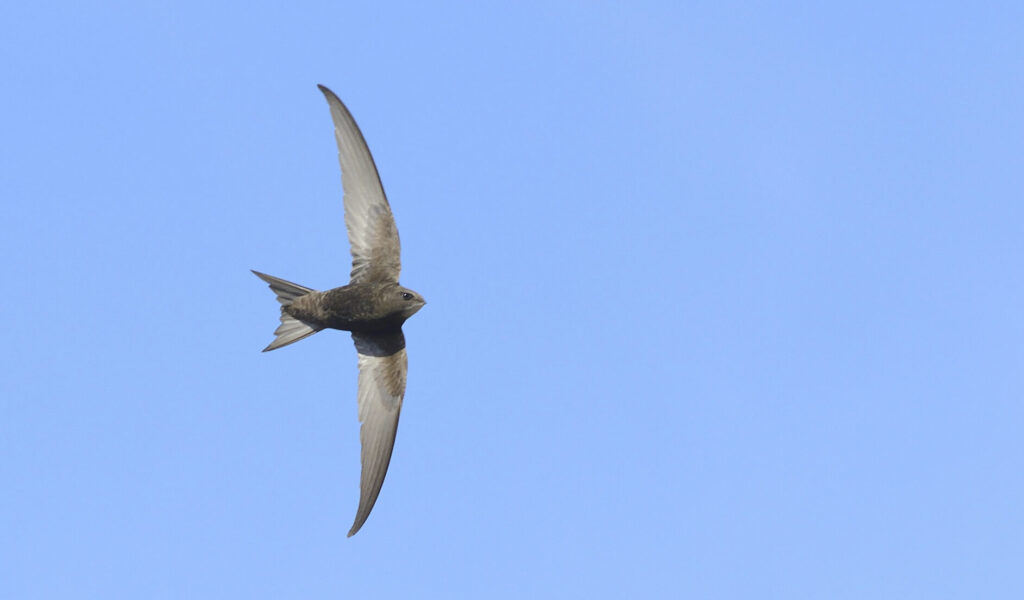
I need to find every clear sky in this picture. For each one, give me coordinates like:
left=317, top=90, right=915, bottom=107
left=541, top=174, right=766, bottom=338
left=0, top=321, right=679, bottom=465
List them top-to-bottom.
left=3, top=2, right=1023, bottom=598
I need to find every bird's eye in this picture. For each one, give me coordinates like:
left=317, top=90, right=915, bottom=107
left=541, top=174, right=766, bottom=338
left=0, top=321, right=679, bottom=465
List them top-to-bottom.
left=401, top=292, right=413, bottom=300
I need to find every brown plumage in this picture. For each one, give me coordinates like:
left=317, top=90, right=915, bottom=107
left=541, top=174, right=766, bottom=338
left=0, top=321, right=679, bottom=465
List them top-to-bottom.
left=252, top=85, right=425, bottom=537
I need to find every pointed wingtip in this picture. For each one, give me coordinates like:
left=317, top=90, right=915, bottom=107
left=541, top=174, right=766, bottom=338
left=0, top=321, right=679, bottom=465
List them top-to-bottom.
left=317, top=83, right=337, bottom=100
left=348, top=514, right=368, bottom=537
left=347, top=519, right=363, bottom=537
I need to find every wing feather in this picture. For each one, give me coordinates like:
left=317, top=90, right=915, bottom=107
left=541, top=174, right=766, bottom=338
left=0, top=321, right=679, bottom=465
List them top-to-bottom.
left=318, top=84, right=401, bottom=284
left=348, top=333, right=407, bottom=536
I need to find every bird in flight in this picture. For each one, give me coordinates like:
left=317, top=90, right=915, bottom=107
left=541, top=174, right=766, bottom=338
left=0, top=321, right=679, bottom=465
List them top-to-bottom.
left=253, top=84, right=426, bottom=537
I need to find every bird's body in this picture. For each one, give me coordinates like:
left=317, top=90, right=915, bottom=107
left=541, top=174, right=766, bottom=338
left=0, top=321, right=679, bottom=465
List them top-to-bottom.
left=252, top=85, right=425, bottom=537
left=287, top=283, right=424, bottom=333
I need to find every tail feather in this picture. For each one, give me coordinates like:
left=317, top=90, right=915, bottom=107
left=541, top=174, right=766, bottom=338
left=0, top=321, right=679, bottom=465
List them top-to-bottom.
left=252, top=270, right=322, bottom=351
left=252, top=270, right=315, bottom=304
left=263, top=313, right=320, bottom=352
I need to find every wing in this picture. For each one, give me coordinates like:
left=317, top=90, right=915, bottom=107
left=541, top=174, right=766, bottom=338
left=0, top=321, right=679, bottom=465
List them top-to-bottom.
left=318, top=84, right=402, bottom=284
left=348, top=330, right=408, bottom=536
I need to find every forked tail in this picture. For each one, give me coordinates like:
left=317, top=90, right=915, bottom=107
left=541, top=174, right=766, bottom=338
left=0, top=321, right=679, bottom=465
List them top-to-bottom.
left=252, top=270, right=322, bottom=351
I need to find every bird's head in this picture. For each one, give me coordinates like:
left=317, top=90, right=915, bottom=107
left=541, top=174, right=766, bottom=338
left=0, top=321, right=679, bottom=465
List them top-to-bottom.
left=392, top=285, right=426, bottom=319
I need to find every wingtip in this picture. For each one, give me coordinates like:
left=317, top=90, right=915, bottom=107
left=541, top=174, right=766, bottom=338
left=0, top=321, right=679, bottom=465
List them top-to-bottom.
left=317, top=83, right=337, bottom=100
left=348, top=511, right=372, bottom=536
left=347, top=516, right=367, bottom=537
left=347, top=521, right=362, bottom=537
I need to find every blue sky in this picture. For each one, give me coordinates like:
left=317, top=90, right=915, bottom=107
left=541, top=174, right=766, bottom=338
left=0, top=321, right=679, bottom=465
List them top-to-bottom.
left=3, top=1, right=1023, bottom=598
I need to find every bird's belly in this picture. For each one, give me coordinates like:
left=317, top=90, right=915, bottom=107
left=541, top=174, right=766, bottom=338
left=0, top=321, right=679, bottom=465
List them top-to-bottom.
left=322, top=313, right=404, bottom=333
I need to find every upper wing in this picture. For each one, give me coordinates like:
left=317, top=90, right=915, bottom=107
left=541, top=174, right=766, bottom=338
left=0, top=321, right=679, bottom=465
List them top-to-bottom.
left=318, top=84, right=401, bottom=284
left=347, top=330, right=408, bottom=537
